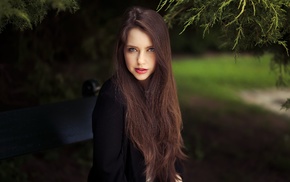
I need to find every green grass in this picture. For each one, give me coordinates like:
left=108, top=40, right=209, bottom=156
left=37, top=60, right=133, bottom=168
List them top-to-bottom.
left=173, top=53, right=277, bottom=102
left=173, top=54, right=290, bottom=182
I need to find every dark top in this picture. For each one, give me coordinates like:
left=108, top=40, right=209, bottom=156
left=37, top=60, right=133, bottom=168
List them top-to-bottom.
left=87, top=78, right=183, bottom=182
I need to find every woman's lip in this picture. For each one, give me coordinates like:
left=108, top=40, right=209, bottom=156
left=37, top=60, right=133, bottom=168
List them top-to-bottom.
left=135, top=68, right=148, bottom=74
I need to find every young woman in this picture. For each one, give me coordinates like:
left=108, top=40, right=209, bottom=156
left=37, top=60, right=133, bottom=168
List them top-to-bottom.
left=88, top=6, right=186, bottom=182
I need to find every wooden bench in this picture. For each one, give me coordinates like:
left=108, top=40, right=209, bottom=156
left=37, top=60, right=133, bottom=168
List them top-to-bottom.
left=0, top=79, right=100, bottom=160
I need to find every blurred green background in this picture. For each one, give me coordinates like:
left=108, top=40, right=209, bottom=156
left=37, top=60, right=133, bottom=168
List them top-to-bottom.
left=1, top=0, right=290, bottom=182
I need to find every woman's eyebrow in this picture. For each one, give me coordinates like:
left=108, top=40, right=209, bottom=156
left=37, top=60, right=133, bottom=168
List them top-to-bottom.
left=125, top=44, right=137, bottom=47
left=125, top=45, right=154, bottom=48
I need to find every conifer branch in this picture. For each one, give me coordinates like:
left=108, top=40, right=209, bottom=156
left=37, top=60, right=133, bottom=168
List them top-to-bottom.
left=0, top=0, right=79, bottom=32
left=159, top=0, right=290, bottom=88
left=250, top=0, right=256, bottom=16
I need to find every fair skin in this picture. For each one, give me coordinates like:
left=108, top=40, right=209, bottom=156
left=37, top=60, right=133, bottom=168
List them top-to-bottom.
left=124, top=28, right=156, bottom=88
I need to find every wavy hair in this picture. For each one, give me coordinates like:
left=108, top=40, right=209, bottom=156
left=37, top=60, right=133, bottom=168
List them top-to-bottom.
left=113, top=6, right=186, bottom=182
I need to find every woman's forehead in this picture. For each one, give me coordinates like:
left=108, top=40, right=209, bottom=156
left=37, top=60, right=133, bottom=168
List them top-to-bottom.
left=126, top=28, right=153, bottom=47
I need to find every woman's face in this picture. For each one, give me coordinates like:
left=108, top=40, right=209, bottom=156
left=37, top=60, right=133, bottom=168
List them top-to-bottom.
left=124, top=28, right=156, bottom=88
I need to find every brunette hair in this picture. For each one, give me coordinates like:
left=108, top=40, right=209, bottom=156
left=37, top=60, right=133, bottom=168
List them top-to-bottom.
left=114, top=6, right=186, bottom=181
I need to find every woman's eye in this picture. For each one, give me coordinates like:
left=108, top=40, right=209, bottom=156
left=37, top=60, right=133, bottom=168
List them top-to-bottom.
left=128, top=48, right=137, bottom=52
left=148, top=48, right=155, bottom=52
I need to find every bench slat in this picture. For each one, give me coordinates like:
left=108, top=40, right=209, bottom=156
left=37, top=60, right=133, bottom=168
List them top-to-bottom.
left=0, top=97, right=97, bottom=160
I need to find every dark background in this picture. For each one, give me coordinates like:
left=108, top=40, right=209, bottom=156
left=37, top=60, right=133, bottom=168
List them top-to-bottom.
left=0, top=0, right=220, bottom=112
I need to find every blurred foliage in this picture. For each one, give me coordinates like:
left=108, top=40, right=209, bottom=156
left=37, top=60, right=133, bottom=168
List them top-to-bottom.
left=0, top=0, right=79, bottom=32
left=0, top=0, right=159, bottom=110
left=158, top=0, right=290, bottom=108
left=158, top=0, right=290, bottom=52
left=169, top=25, right=224, bottom=54
left=282, top=98, right=290, bottom=110
left=0, top=142, right=92, bottom=182
left=0, top=156, right=29, bottom=182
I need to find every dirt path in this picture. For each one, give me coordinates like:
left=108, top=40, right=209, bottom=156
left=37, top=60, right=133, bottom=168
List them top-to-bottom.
left=240, top=88, right=290, bottom=117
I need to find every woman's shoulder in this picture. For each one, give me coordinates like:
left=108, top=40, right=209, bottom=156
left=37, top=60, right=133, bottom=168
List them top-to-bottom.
left=98, top=77, right=123, bottom=102
left=99, top=78, right=116, bottom=93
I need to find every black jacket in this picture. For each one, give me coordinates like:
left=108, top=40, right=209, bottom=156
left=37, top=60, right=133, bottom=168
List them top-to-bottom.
left=87, top=78, right=183, bottom=182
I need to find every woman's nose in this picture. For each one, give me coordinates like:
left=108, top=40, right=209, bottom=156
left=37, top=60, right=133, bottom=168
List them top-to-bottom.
left=137, top=51, right=146, bottom=65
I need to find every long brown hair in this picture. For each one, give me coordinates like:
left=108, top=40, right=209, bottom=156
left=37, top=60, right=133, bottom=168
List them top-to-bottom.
left=114, top=6, right=186, bottom=181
